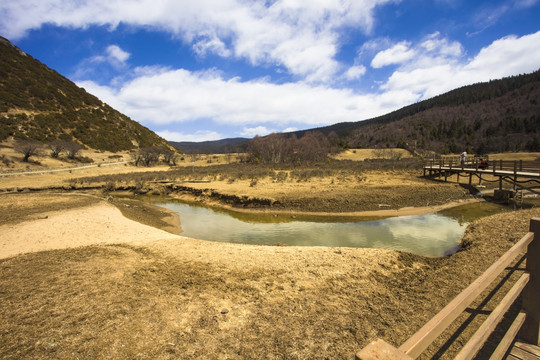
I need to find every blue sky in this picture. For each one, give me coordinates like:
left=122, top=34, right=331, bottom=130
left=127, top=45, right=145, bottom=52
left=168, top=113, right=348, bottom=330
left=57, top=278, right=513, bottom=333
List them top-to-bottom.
left=1, top=0, right=540, bottom=142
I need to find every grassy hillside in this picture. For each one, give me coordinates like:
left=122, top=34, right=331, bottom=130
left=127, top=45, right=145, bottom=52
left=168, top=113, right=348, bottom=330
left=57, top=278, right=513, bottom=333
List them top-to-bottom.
left=0, top=37, right=169, bottom=152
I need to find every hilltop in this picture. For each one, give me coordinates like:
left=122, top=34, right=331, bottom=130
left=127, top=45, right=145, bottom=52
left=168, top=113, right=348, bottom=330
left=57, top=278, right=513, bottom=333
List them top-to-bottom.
left=0, top=37, right=169, bottom=152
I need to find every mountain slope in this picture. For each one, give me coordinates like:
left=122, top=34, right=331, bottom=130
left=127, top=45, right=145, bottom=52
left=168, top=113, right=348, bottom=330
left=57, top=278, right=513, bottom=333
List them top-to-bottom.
left=0, top=37, right=169, bottom=152
left=173, top=70, right=540, bottom=155
left=293, top=70, right=540, bottom=154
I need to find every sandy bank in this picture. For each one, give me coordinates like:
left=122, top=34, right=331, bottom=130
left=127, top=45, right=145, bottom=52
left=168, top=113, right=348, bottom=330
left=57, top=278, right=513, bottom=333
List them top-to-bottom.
left=0, top=201, right=180, bottom=259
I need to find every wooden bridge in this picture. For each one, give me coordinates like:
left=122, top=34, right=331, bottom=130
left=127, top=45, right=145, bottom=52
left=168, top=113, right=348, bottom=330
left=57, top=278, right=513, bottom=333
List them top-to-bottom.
left=423, top=158, right=540, bottom=196
left=356, top=218, right=540, bottom=360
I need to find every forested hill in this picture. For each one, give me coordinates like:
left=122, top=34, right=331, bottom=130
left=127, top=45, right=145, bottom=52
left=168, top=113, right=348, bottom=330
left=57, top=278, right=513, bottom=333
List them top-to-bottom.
left=0, top=37, right=169, bottom=152
left=299, top=70, right=540, bottom=154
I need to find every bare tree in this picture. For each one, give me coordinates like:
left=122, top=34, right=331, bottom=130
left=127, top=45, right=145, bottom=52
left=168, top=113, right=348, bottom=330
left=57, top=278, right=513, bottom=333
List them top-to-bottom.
left=246, top=131, right=332, bottom=164
left=296, top=131, right=330, bottom=162
left=327, top=131, right=341, bottom=154
left=266, top=133, right=295, bottom=164
left=246, top=135, right=264, bottom=163
left=14, top=140, right=41, bottom=162
left=48, top=140, right=65, bottom=158
left=63, top=141, right=84, bottom=160
left=135, top=146, right=162, bottom=166
left=161, top=147, right=179, bottom=166
left=372, top=148, right=386, bottom=159
left=387, top=149, right=404, bottom=162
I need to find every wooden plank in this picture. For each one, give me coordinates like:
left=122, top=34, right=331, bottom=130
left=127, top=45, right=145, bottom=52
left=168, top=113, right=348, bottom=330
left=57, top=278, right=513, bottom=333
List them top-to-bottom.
left=399, top=232, right=533, bottom=358
left=454, top=273, right=530, bottom=360
left=489, top=312, right=526, bottom=360
left=514, top=342, right=540, bottom=357
left=510, top=345, right=540, bottom=360
left=506, top=355, right=520, bottom=360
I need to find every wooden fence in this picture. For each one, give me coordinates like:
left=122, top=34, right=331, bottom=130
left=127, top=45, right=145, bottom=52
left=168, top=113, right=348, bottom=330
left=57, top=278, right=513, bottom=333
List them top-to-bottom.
left=424, top=158, right=540, bottom=174
left=356, top=218, right=540, bottom=360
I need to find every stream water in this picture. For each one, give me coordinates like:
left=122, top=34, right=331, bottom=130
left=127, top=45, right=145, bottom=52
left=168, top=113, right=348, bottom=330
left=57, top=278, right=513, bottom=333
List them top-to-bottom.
left=153, top=200, right=514, bottom=257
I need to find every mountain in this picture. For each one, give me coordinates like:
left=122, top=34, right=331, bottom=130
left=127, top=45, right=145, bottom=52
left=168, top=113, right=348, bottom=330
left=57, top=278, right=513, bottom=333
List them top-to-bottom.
left=0, top=37, right=169, bottom=152
left=173, top=70, right=539, bottom=155
left=292, top=70, right=540, bottom=154
left=170, top=138, right=250, bottom=154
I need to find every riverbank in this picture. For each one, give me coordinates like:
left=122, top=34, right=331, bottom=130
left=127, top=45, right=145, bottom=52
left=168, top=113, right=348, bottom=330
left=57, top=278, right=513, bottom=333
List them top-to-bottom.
left=0, top=191, right=537, bottom=359
left=168, top=192, right=483, bottom=219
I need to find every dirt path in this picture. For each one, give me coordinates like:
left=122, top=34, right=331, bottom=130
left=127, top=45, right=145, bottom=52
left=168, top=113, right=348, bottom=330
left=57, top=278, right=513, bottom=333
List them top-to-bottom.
left=0, top=160, right=130, bottom=176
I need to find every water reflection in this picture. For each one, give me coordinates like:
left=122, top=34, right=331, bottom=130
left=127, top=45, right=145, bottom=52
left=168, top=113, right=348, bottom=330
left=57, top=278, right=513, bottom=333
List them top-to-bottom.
left=157, top=202, right=467, bottom=257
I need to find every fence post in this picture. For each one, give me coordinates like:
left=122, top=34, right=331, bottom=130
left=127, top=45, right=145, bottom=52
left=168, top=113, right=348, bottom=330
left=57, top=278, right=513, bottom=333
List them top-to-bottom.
left=514, top=162, right=518, bottom=191
left=520, top=218, right=540, bottom=346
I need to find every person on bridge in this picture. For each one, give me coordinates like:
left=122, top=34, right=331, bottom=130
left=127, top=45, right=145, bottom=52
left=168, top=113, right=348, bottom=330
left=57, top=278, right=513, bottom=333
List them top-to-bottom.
left=460, top=151, right=467, bottom=165
left=479, top=158, right=489, bottom=169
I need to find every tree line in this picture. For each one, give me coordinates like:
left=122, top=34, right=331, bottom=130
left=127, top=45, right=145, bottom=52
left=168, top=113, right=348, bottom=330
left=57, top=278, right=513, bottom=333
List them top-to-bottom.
left=245, top=131, right=340, bottom=164
left=10, top=139, right=182, bottom=167
left=13, top=139, right=85, bottom=163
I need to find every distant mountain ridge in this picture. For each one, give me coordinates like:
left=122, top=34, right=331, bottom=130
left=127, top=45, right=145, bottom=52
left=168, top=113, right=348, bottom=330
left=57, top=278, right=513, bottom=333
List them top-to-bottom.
left=0, top=36, right=169, bottom=152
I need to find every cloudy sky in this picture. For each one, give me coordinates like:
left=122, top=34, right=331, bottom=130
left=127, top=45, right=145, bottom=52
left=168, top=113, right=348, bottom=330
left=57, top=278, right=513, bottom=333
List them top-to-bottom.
left=2, top=0, right=540, bottom=142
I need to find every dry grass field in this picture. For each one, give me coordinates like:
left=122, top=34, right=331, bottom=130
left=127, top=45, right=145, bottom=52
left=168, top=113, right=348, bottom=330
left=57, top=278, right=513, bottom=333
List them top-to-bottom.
left=1, top=144, right=538, bottom=359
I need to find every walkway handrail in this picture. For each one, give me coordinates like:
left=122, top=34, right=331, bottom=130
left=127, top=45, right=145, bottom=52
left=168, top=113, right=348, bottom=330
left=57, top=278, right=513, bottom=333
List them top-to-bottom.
left=424, top=159, right=540, bottom=173
left=356, top=218, right=540, bottom=360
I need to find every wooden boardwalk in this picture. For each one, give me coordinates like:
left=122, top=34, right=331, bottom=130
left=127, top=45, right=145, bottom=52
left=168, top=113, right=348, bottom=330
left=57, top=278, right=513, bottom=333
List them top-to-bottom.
left=423, top=158, right=540, bottom=194
left=356, top=219, right=540, bottom=360
left=506, top=341, right=540, bottom=360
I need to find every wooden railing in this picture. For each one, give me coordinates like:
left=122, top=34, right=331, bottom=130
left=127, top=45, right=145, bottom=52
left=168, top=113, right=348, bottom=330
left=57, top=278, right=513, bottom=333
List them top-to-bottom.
left=423, top=158, right=540, bottom=174
left=356, top=218, right=540, bottom=360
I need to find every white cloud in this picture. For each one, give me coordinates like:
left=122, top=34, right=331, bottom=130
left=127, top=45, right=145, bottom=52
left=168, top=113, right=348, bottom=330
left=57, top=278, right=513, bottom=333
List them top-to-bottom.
left=0, top=0, right=394, bottom=82
left=467, top=0, right=539, bottom=37
left=515, top=0, right=539, bottom=8
left=380, top=31, right=540, bottom=99
left=420, top=32, right=463, bottom=57
left=463, top=32, right=540, bottom=78
left=369, top=33, right=463, bottom=71
left=193, top=35, right=231, bottom=58
left=371, top=41, right=416, bottom=68
left=71, top=44, right=131, bottom=79
left=106, top=44, right=130, bottom=63
left=343, top=65, right=367, bottom=80
left=77, top=66, right=403, bottom=130
left=241, top=126, right=275, bottom=138
left=282, top=127, right=298, bottom=133
left=156, top=129, right=222, bottom=142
